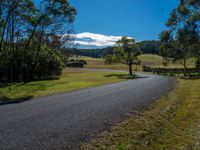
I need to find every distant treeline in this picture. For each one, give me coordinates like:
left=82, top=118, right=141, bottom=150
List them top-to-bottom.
left=68, top=40, right=161, bottom=58
left=138, top=40, right=161, bottom=55
left=68, top=47, right=113, bottom=58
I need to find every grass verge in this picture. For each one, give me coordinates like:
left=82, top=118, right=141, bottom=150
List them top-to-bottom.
left=0, top=68, right=127, bottom=104
left=82, top=79, right=200, bottom=150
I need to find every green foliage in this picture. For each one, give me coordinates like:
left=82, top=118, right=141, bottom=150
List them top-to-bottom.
left=0, top=0, right=76, bottom=82
left=160, top=0, right=200, bottom=71
left=105, top=36, right=142, bottom=75
left=113, top=37, right=141, bottom=64
left=138, top=40, right=161, bottom=54
left=35, top=48, right=65, bottom=79
left=104, top=54, right=113, bottom=64
left=195, top=58, right=200, bottom=68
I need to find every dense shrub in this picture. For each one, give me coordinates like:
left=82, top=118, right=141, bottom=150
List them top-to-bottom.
left=35, top=49, right=65, bottom=80
left=196, top=58, right=200, bottom=69
left=78, top=60, right=87, bottom=65
left=66, top=62, right=84, bottom=68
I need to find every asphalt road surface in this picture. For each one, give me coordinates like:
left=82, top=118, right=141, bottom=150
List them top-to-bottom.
left=0, top=73, right=176, bottom=150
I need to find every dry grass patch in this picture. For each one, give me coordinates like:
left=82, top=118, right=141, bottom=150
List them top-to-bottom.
left=77, top=55, right=195, bottom=71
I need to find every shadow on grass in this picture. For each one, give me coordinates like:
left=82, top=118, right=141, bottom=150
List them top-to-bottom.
left=104, top=74, right=147, bottom=79
left=180, top=76, right=200, bottom=80
left=32, top=77, right=60, bottom=82
left=0, top=78, right=60, bottom=88
left=0, top=82, right=26, bottom=88
left=0, top=83, right=12, bottom=88
left=0, top=95, right=33, bottom=105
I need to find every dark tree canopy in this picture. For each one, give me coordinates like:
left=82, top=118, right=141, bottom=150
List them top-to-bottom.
left=0, top=0, right=76, bottom=82
left=138, top=41, right=161, bottom=54
left=67, top=47, right=114, bottom=58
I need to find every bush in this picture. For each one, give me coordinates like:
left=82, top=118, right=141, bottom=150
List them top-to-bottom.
left=35, top=48, right=64, bottom=80
left=196, top=58, right=200, bottom=68
left=70, top=59, right=75, bottom=62
left=78, top=60, right=87, bottom=65
left=66, top=62, right=84, bottom=68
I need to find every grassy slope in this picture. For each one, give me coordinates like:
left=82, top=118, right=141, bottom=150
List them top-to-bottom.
left=78, top=54, right=195, bottom=71
left=77, top=55, right=163, bottom=71
left=0, top=68, right=126, bottom=102
left=83, top=79, right=200, bottom=150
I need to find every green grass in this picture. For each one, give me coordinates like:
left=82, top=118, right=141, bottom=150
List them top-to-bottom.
left=76, top=54, right=196, bottom=71
left=76, top=54, right=163, bottom=71
left=0, top=68, right=127, bottom=103
left=82, top=79, right=200, bottom=150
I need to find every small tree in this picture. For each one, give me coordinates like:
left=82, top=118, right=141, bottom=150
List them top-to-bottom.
left=105, top=36, right=142, bottom=75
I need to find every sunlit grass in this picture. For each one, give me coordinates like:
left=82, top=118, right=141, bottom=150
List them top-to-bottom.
left=77, top=54, right=196, bottom=71
left=0, top=68, right=126, bottom=103
left=83, top=79, right=200, bottom=150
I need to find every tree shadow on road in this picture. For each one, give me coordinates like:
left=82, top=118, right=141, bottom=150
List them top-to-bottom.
left=104, top=74, right=148, bottom=80
left=0, top=95, right=33, bottom=105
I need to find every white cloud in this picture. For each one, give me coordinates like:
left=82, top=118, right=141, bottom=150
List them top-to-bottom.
left=69, top=32, right=132, bottom=47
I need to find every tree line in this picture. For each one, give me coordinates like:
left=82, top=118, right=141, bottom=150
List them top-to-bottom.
left=0, top=0, right=76, bottom=82
left=68, top=40, right=161, bottom=58
left=68, top=47, right=114, bottom=58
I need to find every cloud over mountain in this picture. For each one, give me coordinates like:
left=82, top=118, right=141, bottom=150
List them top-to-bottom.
left=70, top=32, right=132, bottom=49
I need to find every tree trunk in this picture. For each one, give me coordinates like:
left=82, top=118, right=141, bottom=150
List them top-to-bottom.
left=29, top=28, right=44, bottom=81
left=183, top=57, right=187, bottom=76
left=128, top=64, right=133, bottom=76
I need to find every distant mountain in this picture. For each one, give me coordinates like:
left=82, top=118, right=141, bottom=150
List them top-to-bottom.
left=67, top=40, right=161, bottom=58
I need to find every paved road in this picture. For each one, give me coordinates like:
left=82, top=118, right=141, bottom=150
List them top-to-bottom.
left=0, top=73, right=175, bottom=150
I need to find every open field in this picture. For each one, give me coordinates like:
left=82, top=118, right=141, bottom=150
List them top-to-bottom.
left=77, top=54, right=196, bottom=71
left=0, top=68, right=126, bottom=103
left=83, top=79, right=200, bottom=150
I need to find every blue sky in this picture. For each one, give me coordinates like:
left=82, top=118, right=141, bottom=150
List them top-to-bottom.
left=69, top=0, right=179, bottom=41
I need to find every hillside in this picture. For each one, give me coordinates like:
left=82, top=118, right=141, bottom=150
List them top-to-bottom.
left=67, top=40, right=161, bottom=58
left=72, top=54, right=195, bottom=71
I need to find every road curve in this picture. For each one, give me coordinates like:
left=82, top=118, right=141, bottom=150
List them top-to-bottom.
left=0, top=72, right=176, bottom=150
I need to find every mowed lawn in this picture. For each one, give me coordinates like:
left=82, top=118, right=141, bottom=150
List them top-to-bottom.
left=0, top=68, right=126, bottom=103
left=83, top=79, right=200, bottom=150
